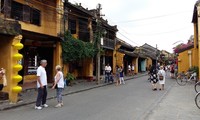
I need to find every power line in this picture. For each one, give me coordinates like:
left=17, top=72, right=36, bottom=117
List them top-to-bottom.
left=115, top=11, right=192, bottom=23
left=131, top=25, right=191, bottom=36
left=117, top=32, right=139, bottom=46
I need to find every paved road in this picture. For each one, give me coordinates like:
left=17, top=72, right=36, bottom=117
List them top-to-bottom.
left=0, top=75, right=175, bottom=120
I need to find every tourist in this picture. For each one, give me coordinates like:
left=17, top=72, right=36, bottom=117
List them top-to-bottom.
left=35, top=60, right=48, bottom=110
left=105, top=64, right=112, bottom=83
left=128, top=64, right=131, bottom=76
left=131, top=64, right=135, bottom=75
left=52, top=65, right=64, bottom=108
left=115, top=65, right=120, bottom=86
left=149, top=65, right=158, bottom=91
left=119, top=66, right=125, bottom=85
left=158, top=66, right=166, bottom=90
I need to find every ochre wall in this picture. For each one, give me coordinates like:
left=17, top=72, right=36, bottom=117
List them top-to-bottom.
left=14, top=0, right=59, bottom=37
left=0, top=35, right=23, bottom=103
left=0, top=36, right=13, bottom=88
left=53, top=42, right=63, bottom=76
left=178, top=48, right=198, bottom=73
left=116, top=52, right=124, bottom=67
left=146, top=57, right=152, bottom=69
left=82, top=58, right=93, bottom=77
left=132, top=58, right=138, bottom=74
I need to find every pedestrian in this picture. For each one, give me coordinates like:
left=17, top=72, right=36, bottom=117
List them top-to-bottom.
left=35, top=60, right=48, bottom=110
left=105, top=64, right=112, bottom=83
left=128, top=64, right=131, bottom=76
left=131, top=64, right=135, bottom=75
left=170, top=64, right=174, bottom=78
left=52, top=65, right=64, bottom=108
left=115, top=65, right=120, bottom=86
left=149, top=65, right=158, bottom=91
left=119, top=66, right=125, bottom=85
left=158, top=66, right=166, bottom=90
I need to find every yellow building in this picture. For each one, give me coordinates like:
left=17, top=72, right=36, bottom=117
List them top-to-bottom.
left=0, top=0, right=64, bottom=103
left=177, top=1, right=199, bottom=78
left=116, top=38, right=139, bottom=74
left=176, top=45, right=198, bottom=73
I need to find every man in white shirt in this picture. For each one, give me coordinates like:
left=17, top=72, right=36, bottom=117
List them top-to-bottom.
left=35, top=60, right=48, bottom=110
left=105, top=64, right=112, bottom=83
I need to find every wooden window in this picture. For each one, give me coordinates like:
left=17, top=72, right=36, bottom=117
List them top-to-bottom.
left=3, top=0, right=11, bottom=18
left=3, top=0, right=41, bottom=26
left=11, top=1, right=23, bottom=20
left=23, top=5, right=30, bottom=22
left=30, top=8, right=41, bottom=26
left=68, top=19, right=76, bottom=34
left=79, top=19, right=89, bottom=42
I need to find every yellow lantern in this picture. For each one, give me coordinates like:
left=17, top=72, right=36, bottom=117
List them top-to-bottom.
left=14, top=43, right=24, bottom=50
left=13, top=53, right=23, bottom=60
left=13, top=64, right=23, bottom=71
left=12, top=75, right=22, bottom=83
left=12, top=86, right=22, bottom=93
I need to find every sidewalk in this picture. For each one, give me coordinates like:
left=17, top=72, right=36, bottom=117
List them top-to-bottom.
left=0, top=72, right=147, bottom=111
left=144, top=82, right=200, bottom=120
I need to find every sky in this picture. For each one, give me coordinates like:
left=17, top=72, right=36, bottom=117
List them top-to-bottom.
left=69, top=0, right=197, bottom=53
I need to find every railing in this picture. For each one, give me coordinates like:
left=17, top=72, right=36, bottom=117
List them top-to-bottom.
left=102, top=38, right=115, bottom=50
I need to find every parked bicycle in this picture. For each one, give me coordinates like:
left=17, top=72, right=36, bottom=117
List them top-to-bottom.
left=176, top=71, right=197, bottom=86
left=195, top=81, right=200, bottom=93
left=195, top=91, right=200, bottom=109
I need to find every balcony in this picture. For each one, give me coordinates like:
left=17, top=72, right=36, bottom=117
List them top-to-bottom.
left=0, top=18, right=21, bottom=35
left=101, top=38, right=115, bottom=50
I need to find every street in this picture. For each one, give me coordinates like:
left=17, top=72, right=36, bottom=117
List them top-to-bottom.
left=0, top=75, right=176, bottom=120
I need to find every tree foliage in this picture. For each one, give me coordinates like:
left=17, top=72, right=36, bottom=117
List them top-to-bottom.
left=61, top=32, right=97, bottom=63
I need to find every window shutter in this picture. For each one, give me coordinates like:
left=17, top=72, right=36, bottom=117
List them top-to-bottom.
left=4, top=0, right=11, bottom=18
left=23, top=5, right=30, bottom=22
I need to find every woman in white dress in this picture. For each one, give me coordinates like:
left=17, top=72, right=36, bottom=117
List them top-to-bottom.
left=158, top=66, right=166, bottom=90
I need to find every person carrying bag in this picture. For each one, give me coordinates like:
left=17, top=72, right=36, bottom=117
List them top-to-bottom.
left=158, top=66, right=166, bottom=90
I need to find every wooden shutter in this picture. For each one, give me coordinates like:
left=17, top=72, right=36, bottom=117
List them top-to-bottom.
left=4, top=0, right=11, bottom=18
left=23, top=5, right=30, bottom=22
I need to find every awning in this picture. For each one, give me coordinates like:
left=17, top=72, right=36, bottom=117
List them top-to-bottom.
left=118, top=49, right=138, bottom=57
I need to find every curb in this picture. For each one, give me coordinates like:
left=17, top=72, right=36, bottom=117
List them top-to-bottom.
left=0, top=73, right=147, bottom=111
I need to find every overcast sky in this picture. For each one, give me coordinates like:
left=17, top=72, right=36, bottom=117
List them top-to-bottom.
left=69, top=0, right=197, bottom=53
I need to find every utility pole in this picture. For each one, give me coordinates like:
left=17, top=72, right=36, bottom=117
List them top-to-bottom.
left=63, top=0, right=68, bottom=41
left=96, top=3, right=102, bottom=84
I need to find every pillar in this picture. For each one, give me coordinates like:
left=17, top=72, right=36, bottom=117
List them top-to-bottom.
left=6, top=35, right=23, bottom=103
left=188, top=50, right=192, bottom=68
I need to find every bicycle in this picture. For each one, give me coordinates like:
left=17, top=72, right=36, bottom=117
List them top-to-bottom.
left=176, top=71, right=197, bottom=86
left=195, top=81, right=200, bottom=93
left=195, top=91, right=200, bottom=109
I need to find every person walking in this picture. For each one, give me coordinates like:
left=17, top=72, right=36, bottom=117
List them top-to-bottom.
left=35, top=60, right=48, bottom=110
left=105, top=64, right=112, bottom=83
left=128, top=64, right=131, bottom=76
left=131, top=64, right=135, bottom=75
left=170, top=64, right=175, bottom=78
left=52, top=65, right=64, bottom=108
left=115, top=65, right=120, bottom=86
left=149, top=65, right=158, bottom=91
left=119, top=66, right=125, bottom=85
left=158, top=66, right=166, bottom=90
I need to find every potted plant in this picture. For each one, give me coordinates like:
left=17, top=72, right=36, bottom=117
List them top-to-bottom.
left=65, top=73, right=76, bottom=86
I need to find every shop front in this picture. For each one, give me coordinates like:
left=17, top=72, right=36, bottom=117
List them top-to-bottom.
left=19, top=31, right=61, bottom=87
left=138, top=57, right=147, bottom=72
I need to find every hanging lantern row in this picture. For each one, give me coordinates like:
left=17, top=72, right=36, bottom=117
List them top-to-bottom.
left=12, top=42, right=23, bottom=93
